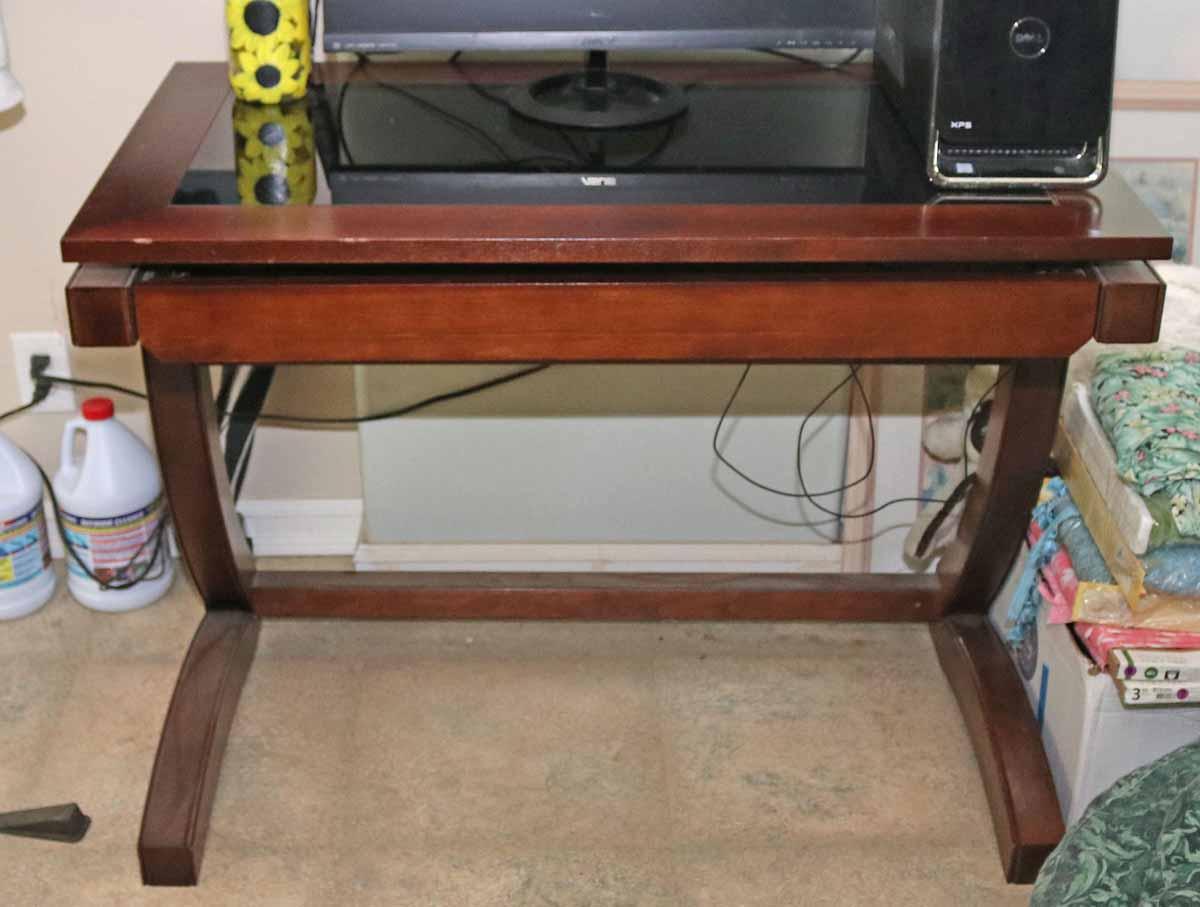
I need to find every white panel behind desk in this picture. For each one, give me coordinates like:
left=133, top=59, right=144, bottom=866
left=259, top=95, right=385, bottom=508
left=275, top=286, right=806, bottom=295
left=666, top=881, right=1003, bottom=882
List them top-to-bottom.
left=357, top=365, right=853, bottom=551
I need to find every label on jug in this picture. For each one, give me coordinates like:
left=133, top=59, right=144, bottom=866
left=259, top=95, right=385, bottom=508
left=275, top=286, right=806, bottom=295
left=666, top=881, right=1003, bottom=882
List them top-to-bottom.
left=61, top=496, right=168, bottom=586
left=0, top=503, right=53, bottom=590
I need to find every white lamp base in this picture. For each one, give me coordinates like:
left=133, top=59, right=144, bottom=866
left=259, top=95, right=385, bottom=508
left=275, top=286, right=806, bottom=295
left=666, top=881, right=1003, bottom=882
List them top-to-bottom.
left=0, top=69, right=23, bottom=112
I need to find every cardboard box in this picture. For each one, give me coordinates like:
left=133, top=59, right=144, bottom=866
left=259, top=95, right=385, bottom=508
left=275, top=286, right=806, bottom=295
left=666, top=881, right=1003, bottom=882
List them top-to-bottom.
left=990, top=561, right=1200, bottom=825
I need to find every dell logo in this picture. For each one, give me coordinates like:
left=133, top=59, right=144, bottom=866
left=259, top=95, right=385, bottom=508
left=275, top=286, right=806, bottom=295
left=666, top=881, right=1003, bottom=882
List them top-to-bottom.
left=1010, top=17, right=1052, bottom=59
left=950, top=120, right=973, bottom=130
left=580, top=176, right=618, bottom=187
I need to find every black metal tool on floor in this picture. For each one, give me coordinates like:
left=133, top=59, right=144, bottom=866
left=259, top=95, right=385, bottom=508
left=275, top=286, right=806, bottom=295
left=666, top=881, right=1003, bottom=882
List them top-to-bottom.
left=0, top=804, right=91, bottom=843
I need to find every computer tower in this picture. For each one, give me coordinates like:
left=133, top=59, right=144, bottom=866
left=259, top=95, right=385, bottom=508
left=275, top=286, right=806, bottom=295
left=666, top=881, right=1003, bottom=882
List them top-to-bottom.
left=874, top=0, right=1119, bottom=189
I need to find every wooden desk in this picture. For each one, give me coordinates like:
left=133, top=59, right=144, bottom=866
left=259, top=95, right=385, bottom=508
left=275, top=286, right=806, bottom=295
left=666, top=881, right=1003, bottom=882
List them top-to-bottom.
left=62, top=61, right=1172, bottom=887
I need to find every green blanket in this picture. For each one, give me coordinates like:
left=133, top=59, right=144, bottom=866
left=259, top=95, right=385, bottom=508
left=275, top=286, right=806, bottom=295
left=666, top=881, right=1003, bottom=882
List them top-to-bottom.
left=1092, top=349, right=1200, bottom=540
left=1032, top=740, right=1200, bottom=905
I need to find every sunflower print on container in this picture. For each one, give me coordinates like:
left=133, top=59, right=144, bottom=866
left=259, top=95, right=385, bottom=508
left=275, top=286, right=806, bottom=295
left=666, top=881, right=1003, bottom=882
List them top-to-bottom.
left=226, top=0, right=311, bottom=104
left=233, top=101, right=315, bottom=206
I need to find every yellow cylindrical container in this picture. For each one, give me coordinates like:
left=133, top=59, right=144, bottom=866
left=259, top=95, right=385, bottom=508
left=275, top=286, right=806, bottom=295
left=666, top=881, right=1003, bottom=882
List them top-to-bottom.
left=226, top=0, right=312, bottom=104
left=233, top=101, right=316, bottom=206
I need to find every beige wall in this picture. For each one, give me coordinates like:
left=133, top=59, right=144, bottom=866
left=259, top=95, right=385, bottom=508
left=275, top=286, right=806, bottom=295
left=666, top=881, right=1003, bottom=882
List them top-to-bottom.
left=0, top=2, right=228, bottom=463
left=0, top=2, right=356, bottom=494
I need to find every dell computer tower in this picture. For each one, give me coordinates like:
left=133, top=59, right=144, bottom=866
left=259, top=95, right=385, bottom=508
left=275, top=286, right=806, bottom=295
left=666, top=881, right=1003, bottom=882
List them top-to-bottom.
left=875, top=0, right=1120, bottom=188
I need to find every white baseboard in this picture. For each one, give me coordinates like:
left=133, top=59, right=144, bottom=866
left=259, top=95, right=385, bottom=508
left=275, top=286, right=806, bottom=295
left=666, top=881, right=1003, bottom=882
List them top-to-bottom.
left=60, top=494, right=850, bottom=571
left=237, top=498, right=363, bottom=557
left=354, top=541, right=846, bottom=573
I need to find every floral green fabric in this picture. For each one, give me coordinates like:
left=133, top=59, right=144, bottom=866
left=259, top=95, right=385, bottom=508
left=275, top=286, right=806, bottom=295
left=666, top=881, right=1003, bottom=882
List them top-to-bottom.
left=1092, top=348, right=1200, bottom=540
left=1145, top=491, right=1192, bottom=549
left=1032, top=740, right=1200, bottom=905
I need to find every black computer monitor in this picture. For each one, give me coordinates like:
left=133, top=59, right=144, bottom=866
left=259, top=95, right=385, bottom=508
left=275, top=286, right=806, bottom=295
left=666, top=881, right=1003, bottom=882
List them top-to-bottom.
left=324, top=0, right=876, bottom=54
left=324, top=0, right=876, bottom=129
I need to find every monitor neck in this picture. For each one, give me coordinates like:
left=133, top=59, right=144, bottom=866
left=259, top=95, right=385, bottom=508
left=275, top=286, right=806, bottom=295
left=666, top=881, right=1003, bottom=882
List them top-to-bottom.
left=584, top=50, right=609, bottom=93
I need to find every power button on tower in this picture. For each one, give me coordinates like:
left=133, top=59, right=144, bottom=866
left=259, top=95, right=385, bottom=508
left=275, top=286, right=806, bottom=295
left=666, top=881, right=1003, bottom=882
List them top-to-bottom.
left=1010, top=17, right=1051, bottom=59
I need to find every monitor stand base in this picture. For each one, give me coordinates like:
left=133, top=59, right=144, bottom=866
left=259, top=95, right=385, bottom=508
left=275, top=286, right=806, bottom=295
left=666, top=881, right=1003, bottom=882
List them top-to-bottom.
left=507, top=51, right=688, bottom=130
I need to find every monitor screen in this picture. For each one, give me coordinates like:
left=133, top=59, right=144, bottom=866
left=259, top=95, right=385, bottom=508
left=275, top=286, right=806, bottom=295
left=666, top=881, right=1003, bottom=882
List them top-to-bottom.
left=324, top=0, right=877, bottom=53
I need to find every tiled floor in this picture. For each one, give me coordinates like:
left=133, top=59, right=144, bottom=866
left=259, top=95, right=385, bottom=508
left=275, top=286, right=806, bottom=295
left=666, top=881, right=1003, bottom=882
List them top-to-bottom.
left=1, top=568, right=1034, bottom=905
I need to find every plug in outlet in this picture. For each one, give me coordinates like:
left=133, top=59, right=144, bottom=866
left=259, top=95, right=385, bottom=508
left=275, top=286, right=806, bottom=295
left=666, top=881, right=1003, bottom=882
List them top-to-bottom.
left=10, top=332, right=75, bottom=413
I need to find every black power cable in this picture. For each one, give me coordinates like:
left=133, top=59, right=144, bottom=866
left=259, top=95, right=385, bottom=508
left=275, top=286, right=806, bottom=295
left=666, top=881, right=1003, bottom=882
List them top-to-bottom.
left=355, top=54, right=516, bottom=163
left=339, top=56, right=578, bottom=172
left=335, top=57, right=363, bottom=166
left=448, top=58, right=589, bottom=168
left=370, top=79, right=518, bottom=165
left=256, top=363, right=551, bottom=425
left=6, top=364, right=551, bottom=426
left=713, top=364, right=944, bottom=519
left=714, top=364, right=1006, bottom=521
left=712, top=365, right=872, bottom=500
left=224, top=366, right=277, bottom=499
left=963, top=368, right=1011, bottom=482
left=0, top=398, right=40, bottom=424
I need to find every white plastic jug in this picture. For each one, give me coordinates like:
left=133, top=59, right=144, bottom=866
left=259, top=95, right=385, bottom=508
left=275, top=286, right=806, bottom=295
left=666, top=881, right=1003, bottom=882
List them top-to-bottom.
left=53, top=398, right=174, bottom=612
left=0, top=431, right=56, bottom=620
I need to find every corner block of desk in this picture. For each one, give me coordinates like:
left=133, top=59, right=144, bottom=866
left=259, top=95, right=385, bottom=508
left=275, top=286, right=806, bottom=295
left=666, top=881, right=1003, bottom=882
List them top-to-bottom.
left=1093, top=260, right=1166, bottom=344
left=66, top=264, right=139, bottom=347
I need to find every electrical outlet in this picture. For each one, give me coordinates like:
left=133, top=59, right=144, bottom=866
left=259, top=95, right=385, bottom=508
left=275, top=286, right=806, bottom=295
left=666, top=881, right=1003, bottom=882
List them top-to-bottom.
left=10, top=332, right=75, bottom=412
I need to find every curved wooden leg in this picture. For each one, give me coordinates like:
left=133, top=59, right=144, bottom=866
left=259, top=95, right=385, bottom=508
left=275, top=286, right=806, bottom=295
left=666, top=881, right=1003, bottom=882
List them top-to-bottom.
left=143, top=352, right=253, bottom=608
left=140, top=353, right=258, bottom=885
left=935, top=360, right=1068, bottom=883
left=938, top=360, right=1067, bottom=610
left=139, top=612, right=260, bottom=885
left=932, top=615, right=1064, bottom=883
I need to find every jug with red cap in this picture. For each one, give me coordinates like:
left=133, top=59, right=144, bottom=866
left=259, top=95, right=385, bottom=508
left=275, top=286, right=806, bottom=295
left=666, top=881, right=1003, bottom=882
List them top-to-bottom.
left=52, top=398, right=174, bottom=611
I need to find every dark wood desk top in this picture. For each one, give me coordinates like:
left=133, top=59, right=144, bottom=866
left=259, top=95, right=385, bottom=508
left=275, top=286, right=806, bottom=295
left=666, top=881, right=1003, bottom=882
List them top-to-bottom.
left=61, top=61, right=1172, bottom=268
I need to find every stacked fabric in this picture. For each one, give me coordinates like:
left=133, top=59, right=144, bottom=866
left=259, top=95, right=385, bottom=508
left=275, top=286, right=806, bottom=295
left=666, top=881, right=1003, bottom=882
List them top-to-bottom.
left=1010, top=346, right=1200, bottom=707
